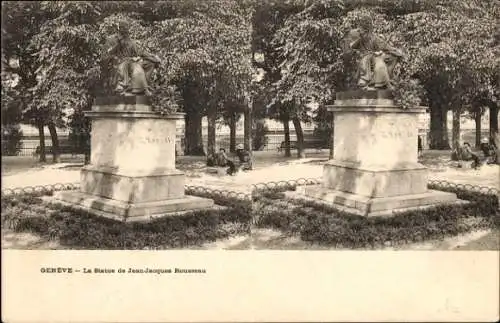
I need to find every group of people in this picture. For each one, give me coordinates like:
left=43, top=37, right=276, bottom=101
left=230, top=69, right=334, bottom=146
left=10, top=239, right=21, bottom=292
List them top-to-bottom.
left=452, top=138, right=498, bottom=169
left=206, top=144, right=252, bottom=176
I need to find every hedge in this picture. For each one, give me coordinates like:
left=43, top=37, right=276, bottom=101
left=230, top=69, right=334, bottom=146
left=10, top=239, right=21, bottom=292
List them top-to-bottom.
left=253, top=185, right=499, bottom=249
left=1, top=190, right=251, bottom=250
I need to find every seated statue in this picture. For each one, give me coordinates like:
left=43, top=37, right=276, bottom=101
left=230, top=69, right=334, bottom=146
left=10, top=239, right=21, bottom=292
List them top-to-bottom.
left=344, top=16, right=405, bottom=90
left=101, top=21, right=160, bottom=96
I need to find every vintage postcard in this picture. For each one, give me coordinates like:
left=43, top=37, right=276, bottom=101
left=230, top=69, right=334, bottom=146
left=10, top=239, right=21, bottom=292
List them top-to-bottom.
left=2, top=0, right=499, bottom=322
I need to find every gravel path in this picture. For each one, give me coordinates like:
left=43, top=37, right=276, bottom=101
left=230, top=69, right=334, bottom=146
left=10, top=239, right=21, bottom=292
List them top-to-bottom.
left=3, top=157, right=497, bottom=190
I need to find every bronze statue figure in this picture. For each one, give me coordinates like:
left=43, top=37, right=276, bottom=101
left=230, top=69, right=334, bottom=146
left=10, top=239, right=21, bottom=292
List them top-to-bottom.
left=344, top=16, right=405, bottom=90
left=101, top=21, right=160, bottom=96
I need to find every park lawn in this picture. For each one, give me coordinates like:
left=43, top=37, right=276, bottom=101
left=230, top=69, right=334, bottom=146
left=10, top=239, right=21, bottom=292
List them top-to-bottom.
left=252, top=182, right=499, bottom=250
left=1, top=188, right=252, bottom=250
left=3, top=224, right=497, bottom=251
left=1, top=226, right=253, bottom=250
left=248, top=228, right=500, bottom=250
left=453, top=229, right=500, bottom=250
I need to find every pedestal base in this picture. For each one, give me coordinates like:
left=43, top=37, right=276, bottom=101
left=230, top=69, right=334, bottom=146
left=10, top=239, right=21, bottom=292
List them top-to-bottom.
left=323, top=160, right=428, bottom=197
left=81, top=165, right=185, bottom=203
left=296, top=185, right=461, bottom=217
left=50, top=190, right=215, bottom=222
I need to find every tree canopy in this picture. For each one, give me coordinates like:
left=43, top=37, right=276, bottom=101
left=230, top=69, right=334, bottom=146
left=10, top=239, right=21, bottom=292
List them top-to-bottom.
left=2, top=0, right=498, bottom=158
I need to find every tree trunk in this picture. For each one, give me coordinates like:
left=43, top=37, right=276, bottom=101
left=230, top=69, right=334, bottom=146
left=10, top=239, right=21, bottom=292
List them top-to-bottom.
left=243, top=93, right=253, bottom=169
left=490, top=104, right=499, bottom=144
left=207, top=105, right=217, bottom=156
left=429, top=105, right=450, bottom=149
left=451, top=107, right=461, bottom=150
left=474, top=108, right=482, bottom=148
left=184, top=110, right=205, bottom=155
left=229, top=111, right=236, bottom=153
left=282, top=114, right=291, bottom=157
left=329, top=114, right=334, bottom=159
left=292, top=116, right=305, bottom=158
left=37, top=120, right=46, bottom=163
left=47, top=122, right=61, bottom=163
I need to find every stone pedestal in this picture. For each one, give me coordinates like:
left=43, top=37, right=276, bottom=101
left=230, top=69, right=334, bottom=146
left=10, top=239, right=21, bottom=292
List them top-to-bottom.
left=299, top=90, right=458, bottom=216
left=52, top=96, right=214, bottom=221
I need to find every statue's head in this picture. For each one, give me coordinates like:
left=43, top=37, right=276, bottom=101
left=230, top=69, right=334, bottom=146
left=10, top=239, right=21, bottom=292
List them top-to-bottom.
left=358, top=15, right=374, bottom=34
left=117, top=21, right=130, bottom=37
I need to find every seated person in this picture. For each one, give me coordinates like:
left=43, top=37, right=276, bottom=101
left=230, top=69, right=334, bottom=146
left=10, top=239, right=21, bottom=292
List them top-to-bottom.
left=480, top=137, right=498, bottom=164
left=461, top=142, right=480, bottom=169
left=235, top=144, right=252, bottom=172
left=207, top=148, right=236, bottom=175
left=215, top=148, right=227, bottom=165
left=217, top=148, right=236, bottom=174
left=206, top=153, right=216, bottom=167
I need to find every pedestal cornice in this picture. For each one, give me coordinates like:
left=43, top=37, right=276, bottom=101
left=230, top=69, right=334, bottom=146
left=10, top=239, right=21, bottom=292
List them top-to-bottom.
left=329, top=91, right=427, bottom=113
left=327, top=104, right=427, bottom=114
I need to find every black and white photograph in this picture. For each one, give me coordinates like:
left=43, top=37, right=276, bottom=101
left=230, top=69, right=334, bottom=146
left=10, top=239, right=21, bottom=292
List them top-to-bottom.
left=1, top=0, right=499, bottom=321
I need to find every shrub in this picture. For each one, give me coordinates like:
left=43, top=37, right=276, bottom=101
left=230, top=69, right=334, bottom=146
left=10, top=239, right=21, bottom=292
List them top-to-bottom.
left=254, top=184, right=499, bottom=249
left=1, top=189, right=252, bottom=249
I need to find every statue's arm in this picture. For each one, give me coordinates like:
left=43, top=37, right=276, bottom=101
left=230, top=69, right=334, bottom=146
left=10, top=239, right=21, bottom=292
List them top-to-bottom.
left=346, top=29, right=362, bottom=50
left=102, top=35, right=119, bottom=60
left=375, top=36, right=404, bottom=57
left=350, top=37, right=361, bottom=49
left=134, top=41, right=160, bottom=64
left=143, top=51, right=161, bottom=64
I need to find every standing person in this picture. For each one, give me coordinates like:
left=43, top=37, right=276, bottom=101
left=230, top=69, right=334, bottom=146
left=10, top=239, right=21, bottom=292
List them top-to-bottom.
left=84, top=134, right=91, bottom=165
left=417, top=135, right=423, bottom=157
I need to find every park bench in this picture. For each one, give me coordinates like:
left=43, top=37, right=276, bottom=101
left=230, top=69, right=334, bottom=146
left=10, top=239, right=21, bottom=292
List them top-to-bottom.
left=277, top=138, right=327, bottom=153
left=455, top=160, right=475, bottom=169
left=206, top=166, right=228, bottom=176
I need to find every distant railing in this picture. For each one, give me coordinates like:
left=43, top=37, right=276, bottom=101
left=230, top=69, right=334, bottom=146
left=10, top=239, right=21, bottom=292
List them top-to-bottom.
left=10, top=128, right=487, bottom=156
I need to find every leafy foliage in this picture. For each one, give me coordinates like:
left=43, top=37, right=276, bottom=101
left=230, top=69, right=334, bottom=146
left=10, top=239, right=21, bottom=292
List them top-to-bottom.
left=2, top=0, right=498, bottom=154
left=266, top=0, right=498, bottom=112
left=2, top=1, right=255, bottom=125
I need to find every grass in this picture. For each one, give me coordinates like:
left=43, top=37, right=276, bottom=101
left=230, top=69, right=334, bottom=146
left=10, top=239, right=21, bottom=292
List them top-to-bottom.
left=253, top=185, right=500, bottom=249
left=1, top=190, right=251, bottom=250
left=454, top=229, right=500, bottom=250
